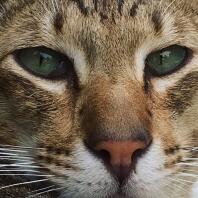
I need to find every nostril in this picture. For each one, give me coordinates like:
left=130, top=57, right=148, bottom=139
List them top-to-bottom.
left=131, top=139, right=152, bottom=171
left=131, top=148, right=145, bottom=171
left=96, top=149, right=111, bottom=163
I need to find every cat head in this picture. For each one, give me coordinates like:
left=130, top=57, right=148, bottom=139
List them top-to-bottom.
left=0, top=0, right=197, bottom=197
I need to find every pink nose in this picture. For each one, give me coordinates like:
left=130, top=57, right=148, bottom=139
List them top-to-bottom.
left=94, top=141, right=148, bottom=183
left=95, top=141, right=147, bottom=166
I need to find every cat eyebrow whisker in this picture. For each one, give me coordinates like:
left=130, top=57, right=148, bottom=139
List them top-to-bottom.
left=0, top=179, right=49, bottom=190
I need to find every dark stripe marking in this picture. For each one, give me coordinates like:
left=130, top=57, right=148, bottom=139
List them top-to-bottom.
left=71, top=0, right=88, bottom=15
left=93, top=0, right=98, bottom=11
left=117, top=0, right=124, bottom=15
left=130, top=0, right=146, bottom=17
left=130, top=2, right=138, bottom=17
left=152, top=10, right=162, bottom=33
left=54, top=12, right=64, bottom=34
left=166, top=72, right=198, bottom=114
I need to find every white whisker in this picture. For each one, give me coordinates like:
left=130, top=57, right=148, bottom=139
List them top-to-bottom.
left=162, top=0, right=178, bottom=16
left=0, top=144, right=44, bottom=150
left=0, top=148, right=28, bottom=153
left=180, top=148, right=198, bottom=151
left=0, top=152, right=18, bottom=156
left=0, top=156, right=33, bottom=160
left=0, top=158, right=29, bottom=163
left=17, top=162, right=35, bottom=165
left=177, top=162, right=198, bottom=167
left=0, top=164, right=43, bottom=169
left=0, top=170, right=41, bottom=173
left=177, top=172, right=198, bottom=178
left=0, top=174, right=53, bottom=177
left=168, top=177, right=190, bottom=186
left=175, top=177, right=195, bottom=184
left=0, top=179, right=49, bottom=190
left=167, top=179, right=190, bottom=195
left=30, top=185, right=55, bottom=194
left=29, top=187, right=64, bottom=197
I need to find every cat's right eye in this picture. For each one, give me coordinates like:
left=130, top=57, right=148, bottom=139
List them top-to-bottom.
left=15, top=47, right=74, bottom=79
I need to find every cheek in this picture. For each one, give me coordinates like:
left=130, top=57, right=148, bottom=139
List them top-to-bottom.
left=0, top=70, right=75, bottom=147
left=166, top=72, right=198, bottom=115
left=0, top=73, right=42, bottom=137
left=149, top=92, right=177, bottom=150
left=35, top=93, right=76, bottom=147
left=134, top=139, right=170, bottom=183
left=124, top=140, right=172, bottom=197
left=54, top=142, right=117, bottom=197
left=192, top=180, right=198, bottom=198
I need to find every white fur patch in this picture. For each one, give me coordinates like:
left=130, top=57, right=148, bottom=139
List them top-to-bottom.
left=63, top=47, right=89, bottom=85
left=124, top=140, right=172, bottom=198
left=57, top=142, right=117, bottom=198
left=192, top=180, right=198, bottom=198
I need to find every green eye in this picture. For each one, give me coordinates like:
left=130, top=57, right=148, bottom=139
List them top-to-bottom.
left=146, top=45, right=188, bottom=76
left=17, top=47, right=73, bottom=79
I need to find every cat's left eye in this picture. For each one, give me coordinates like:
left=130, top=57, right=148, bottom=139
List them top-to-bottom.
left=146, top=45, right=188, bottom=76
left=15, top=47, right=74, bottom=79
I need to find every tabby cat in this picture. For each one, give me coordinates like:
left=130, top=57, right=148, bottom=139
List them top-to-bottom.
left=0, top=0, right=197, bottom=197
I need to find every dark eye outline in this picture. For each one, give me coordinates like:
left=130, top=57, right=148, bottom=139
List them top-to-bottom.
left=145, top=45, right=191, bottom=77
left=14, top=46, right=74, bottom=80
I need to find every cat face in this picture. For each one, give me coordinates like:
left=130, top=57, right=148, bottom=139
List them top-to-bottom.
left=0, top=0, right=197, bottom=197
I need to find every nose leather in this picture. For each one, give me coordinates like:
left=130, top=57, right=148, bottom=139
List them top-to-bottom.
left=93, top=140, right=150, bottom=184
left=95, top=141, right=146, bottom=166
